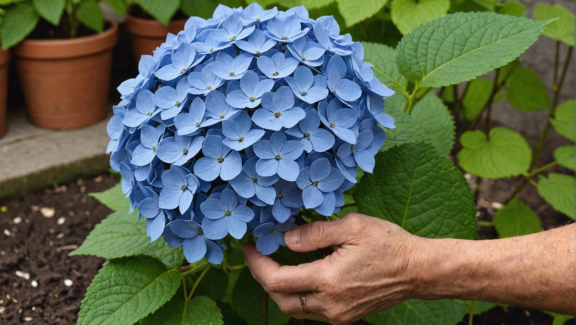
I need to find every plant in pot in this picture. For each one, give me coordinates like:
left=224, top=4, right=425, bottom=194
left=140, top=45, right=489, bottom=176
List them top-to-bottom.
left=0, top=0, right=119, bottom=130
left=123, top=0, right=242, bottom=64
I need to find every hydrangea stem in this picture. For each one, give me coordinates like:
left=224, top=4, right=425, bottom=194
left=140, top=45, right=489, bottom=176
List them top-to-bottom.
left=180, top=261, right=210, bottom=276
left=188, top=265, right=211, bottom=300
left=468, top=300, right=476, bottom=325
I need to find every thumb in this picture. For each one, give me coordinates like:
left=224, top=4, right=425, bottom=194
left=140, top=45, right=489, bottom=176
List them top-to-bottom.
left=284, top=214, right=364, bottom=252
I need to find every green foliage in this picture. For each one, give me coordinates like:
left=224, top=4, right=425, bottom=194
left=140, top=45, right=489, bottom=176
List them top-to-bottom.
left=33, top=0, right=65, bottom=25
left=104, top=0, right=127, bottom=16
left=136, top=0, right=180, bottom=26
left=181, top=0, right=243, bottom=19
left=280, top=0, right=334, bottom=10
left=336, top=0, right=388, bottom=27
left=391, top=0, right=449, bottom=35
left=496, top=1, right=525, bottom=17
left=0, top=3, right=39, bottom=49
left=534, top=4, right=575, bottom=47
left=395, top=12, right=552, bottom=87
left=362, top=42, right=408, bottom=95
left=506, top=66, right=551, bottom=112
left=462, top=78, right=493, bottom=121
left=410, top=93, right=455, bottom=156
left=380, top=96, right=428, bottom=151
left=550, top=100, right=575, bottom=142
left=458, top=127, right=531, bottom=179
left=356, top=141, right=477, bottom=239
left=554, top=145, right=575, bottom=170
left=537, top=173, right=575, bottom=219
left=89, top=183, right=131, bottom=211
left=493, top=198, right=541, bottom=238
left=70, top=210, right=185, bottom=269
left=78, top=256, right=181, bottom=325
left=186, top=267, right=229, bottom=301
left=232, top=268, right=291, bottom=325
left=140, top=292, right=224, bottom=325
left=364, top=299, right=469, bottom=325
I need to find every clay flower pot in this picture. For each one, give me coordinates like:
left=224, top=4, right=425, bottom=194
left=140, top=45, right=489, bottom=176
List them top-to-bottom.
left=125, top=7, right=186, bottom=63
left=14, top=21, right=118, bottom=130
left=0, top=49, right=9, bottom=138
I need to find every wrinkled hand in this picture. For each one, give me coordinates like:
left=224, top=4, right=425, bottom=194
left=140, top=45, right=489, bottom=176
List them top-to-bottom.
left=243, top=213, right=423, bottom=325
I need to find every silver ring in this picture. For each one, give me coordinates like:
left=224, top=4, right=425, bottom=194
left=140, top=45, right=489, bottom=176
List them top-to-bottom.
left=300, top=292, right=311, bottom=316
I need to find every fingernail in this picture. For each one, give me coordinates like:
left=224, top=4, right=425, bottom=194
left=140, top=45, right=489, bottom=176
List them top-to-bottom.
left=284, top=230, right=299, bottom=247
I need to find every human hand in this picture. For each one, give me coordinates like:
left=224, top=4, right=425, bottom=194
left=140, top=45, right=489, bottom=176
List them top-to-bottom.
left=242, top=213, right=425, bottom=325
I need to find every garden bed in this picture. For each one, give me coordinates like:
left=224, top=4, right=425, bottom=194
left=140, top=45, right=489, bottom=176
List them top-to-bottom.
left=0, top=174, right=573, bottom=325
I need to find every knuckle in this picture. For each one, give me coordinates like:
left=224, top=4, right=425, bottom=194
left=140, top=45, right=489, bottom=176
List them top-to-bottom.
left=343, top=213, right=366, bottom=234
left=308, top=222, right=327, bottom=245
left=265, top=274, right=283, bottom=293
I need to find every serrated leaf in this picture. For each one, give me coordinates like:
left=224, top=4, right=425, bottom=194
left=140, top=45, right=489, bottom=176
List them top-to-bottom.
left=33, top=0, right=65, bottom=25
left=76, top=0, right=104, bottom=33
left=104, top=0, right=128, bottom=17
left=137, top=0, right=179, bottom=26
left=336, top=0, right=388, bottom=27
left=391, top=0, right=449, bottom=35
left=496, top=2, right=525, bottom=17
left=0, top=3, right=40, bottom=49
left=534, top=4, right=575, bottom=46
left=396, top=12, right=552, bottom=87
left=362, top=42, right=408, bottom=94
left=506, top=66, right=551, bottom=112
left=462, top=78, right=493, bottom=120
left=410, top=93, right=455, bottom=156
left=381, top=95, right=428, bottom=152
left=550, top=100, right=575, bottom=142
left=458, top=127, right=531, bottom=179
left=357, top=142, right=477, bottom=239
left=554, top=145, right=574, bottom=170
left=538, top=173, right=575, bottom=219
left=89, top=183, right=131, bottom=211
left=493, top=198, right=541, bottom=238
left=71, top=210, right=185, bottom=269
left=78, top=256, right=181, bottom=325
left=232, top=268, right=291, bottom=325
left=140, top=291, right=224, bottom=325
left=364, top=299, right=468, bottom=325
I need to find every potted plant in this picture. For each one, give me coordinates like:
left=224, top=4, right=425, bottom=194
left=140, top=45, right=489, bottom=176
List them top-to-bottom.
left=0, top=0, right=118, bottom=130
left=124, top=0, right=190, bottom=64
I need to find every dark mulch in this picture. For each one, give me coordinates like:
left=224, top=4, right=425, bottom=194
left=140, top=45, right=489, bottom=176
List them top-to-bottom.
left=0, top=173, right=573, bottom=325
left=0, top=175, right=117, bottom=324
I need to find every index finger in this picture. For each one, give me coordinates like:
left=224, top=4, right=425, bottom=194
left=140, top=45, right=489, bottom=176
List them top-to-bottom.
left=242, top=243, right=326, bottom=293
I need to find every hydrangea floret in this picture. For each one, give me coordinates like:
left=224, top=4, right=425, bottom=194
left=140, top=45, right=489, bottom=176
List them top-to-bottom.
left=109, top=3, right=395, bottom=265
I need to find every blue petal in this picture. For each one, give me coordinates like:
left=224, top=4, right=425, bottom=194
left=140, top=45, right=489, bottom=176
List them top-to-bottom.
left=221, top=151, right=242, bottom=181
left=194, top=157, right=221, bottom=181
left=309, top=158, right=331, bottom=182
left=256, top=159, right=279, bottom=177
left=317, top=168, right=345, bottom=192
left=303, top=186, right=323, bottom=209
left=315, top=192, right=336, bottom=216
left=200, top=198, right=225, bottom=220
left=146, top=214, right=165, bottom=242
left=227, top=216, right=248, bottom=239
left=203, top=217, right=229, bottom=240
left=256, top=233, right=280, bottom=255
left=183, top=236, right=207, bottom=263
left=204, top=238, right=224, bottom=264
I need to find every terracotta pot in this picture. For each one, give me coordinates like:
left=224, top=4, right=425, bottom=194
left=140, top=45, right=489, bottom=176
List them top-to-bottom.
left=126, top=8, right=186, bottom=63
left=14, top=22, right=118, bottom=130
left=0, top=49, right=9, bottom=138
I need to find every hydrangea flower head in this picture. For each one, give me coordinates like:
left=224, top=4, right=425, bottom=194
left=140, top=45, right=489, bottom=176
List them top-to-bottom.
left=108, top=3, right=395, bottom=263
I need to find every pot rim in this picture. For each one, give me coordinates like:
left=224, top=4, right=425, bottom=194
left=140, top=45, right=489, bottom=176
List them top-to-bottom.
left=125, top=7, right=187, bottom=37
left=14, top=21, right=119, bottom=60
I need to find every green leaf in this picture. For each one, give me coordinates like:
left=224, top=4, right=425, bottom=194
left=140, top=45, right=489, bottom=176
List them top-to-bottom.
left=33, top=0, right=65, bottom=25
left=76, top=0, right=104, bottom=33
left=104, top=0, right=128, bottom=17
left=137, top=0, right=179, bottom=25
left=181, top=0, right=243, bottom=19
left=279, top=0, right=334, bottom=9
left=336, top=0, right=387, bottom=27
left=391, top=0, right=449, bottom=35
left=496, top=2, right=525, bottom=17
left=0, top=3, right=40, bottom=49
left=534, top=4, right=575, bottom=47
left=396, top=12, right=552, bottom=87
left=361, top=42, right=408, bottom=95
left=506, top=66, right=551, bottom=112
left=462, top=78, right=493, bottom=121
left=410, top=93, right=455, bottom=156
left=381, top=96, right=428, bottom=152
left=550, top=100, right=575, bottom=142
left=458, top=127, right=531, bottom=179
left=357, top=141, right=477, bottom=239
left=554, top=145, right=574, bottom=170
left=538, top=173, right=575, bottom=219
left=89, top=183, right=131, bottom=211
left=493, top=198, right=541, bottom=238
left=70, top=210, right=185, bottom=269
left=78, top=256, right=181, bottom=325
left=186, top=267, right=229, bottom=302
left=232, top=268, right=291, bottom=325
left=140, top=291, right=224, bottom=325
left=365, top=299, right=468, bottom=325
left=547, top=312, right=575, bottom=325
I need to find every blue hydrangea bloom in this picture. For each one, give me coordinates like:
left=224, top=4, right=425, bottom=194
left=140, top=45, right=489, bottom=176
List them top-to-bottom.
left=108, top=4, right=395, bottom=259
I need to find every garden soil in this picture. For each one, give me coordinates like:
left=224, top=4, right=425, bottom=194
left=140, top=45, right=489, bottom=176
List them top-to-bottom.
left=0, top=174, right=573, bottom=325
